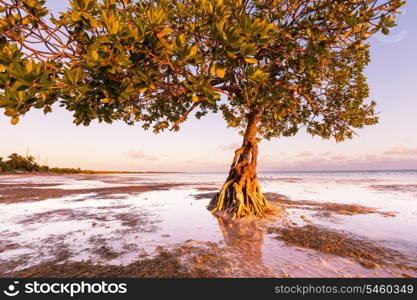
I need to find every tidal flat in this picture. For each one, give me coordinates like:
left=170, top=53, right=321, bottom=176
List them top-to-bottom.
left=1, top=171, right=416, bottom=278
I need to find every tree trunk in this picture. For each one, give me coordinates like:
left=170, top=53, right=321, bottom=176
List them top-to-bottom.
left=208, top=110, right=269, bottom=218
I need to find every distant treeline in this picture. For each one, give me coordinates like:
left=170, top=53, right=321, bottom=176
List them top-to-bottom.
left=0, top=152, right=181, bottom=174
left=0, top=153, right=84, bottom=174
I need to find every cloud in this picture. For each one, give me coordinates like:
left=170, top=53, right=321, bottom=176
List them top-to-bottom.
left=219, top=143, right=240, bottom=151
left=126, top=145, right=417, bottom=172
left=258, top=146, right=417, bottom=171
left=383, top=146, right=417, bottom=156
left=127, top=150, right=159, bottom=161
left=127, top=150, right=146, bottom=159
left=298, top=151, right=314, bottom=157
left=320, top=151, right=333, bottom=156
left=259, top=153, right=270, bottom=161
left=263, top=154, right=417, bottom=172
left=331, top=154, right=347, bottom=161
left=365, top=154, right=377, bottom=161
left=146, top=156, right=159, bottom=161
left=183, top=159, right=196, bottom=164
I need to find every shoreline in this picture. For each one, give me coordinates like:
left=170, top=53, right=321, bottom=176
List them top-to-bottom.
left=0, top=171, right=185, bottom=176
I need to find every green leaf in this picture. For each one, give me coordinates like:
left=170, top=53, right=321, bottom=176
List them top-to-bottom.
left=156, top=27, right=173, bottom=39
left=189, top=45, right=198, bottom=57
left=91, top=50, right=99, bottom=61
left=244, top=57, right=258, bottom=64
left=210, top=63, right=226, bottom=78
left=216, top=67, right=225, bottom=78
left=43, top=106, right=52, bottom=114
left=11, top=116, right=19, bottom=125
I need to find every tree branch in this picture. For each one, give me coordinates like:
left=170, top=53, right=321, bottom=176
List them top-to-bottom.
left=170, top=101, right=200, bottom=131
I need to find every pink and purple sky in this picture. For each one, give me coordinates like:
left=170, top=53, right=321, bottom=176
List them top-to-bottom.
left=1, top=1, right=417, bottom=172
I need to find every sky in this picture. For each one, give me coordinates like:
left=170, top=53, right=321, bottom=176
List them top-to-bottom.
left=1, top=1, right=417, bottom=172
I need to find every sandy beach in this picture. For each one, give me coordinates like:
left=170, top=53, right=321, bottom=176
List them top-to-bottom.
left=1, top=172, right=416, bottom=278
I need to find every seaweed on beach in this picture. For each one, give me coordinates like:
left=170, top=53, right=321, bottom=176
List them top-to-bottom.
left=0, top=183, right=184, bottom=204
left=370, top=184, right=417, bottom=195
left=192, top=192, right=217, bottom=200
left=265, top=193, right=396, bottom=217
left=18, top=209, right=109, bottom=225
left=267, top=224, right=416, bottom=271
left=1, top=244, right=231, bottom=278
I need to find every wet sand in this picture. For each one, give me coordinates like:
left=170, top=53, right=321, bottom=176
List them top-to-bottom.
left=0, top=173, right=416, bottom=278
left=0, top=183, right=185, bottom=203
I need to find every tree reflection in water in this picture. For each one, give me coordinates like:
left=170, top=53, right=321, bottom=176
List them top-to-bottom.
left=215, top=216, right=276, bottom=276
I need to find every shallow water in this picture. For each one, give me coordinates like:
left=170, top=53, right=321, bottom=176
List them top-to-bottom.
left=1, top=171, right=416, bottom=277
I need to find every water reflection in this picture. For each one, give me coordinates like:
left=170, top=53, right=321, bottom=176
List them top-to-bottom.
left=215, top=216, right=266, bottom=264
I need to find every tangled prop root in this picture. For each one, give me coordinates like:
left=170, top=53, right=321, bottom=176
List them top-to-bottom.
left=208, top=110, right=269, bottom=218
left=210, top=175, right=269, bottom=218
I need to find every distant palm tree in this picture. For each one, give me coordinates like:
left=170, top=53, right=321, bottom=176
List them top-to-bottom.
left=7, top=153, right=20, bottom=170
left=8, top=153, right=29, bottom=171
left=26, top=155, right=38, bottom=172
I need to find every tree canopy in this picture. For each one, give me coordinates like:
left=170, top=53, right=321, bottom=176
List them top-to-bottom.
left=0, top=0, right=405, bottom=140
